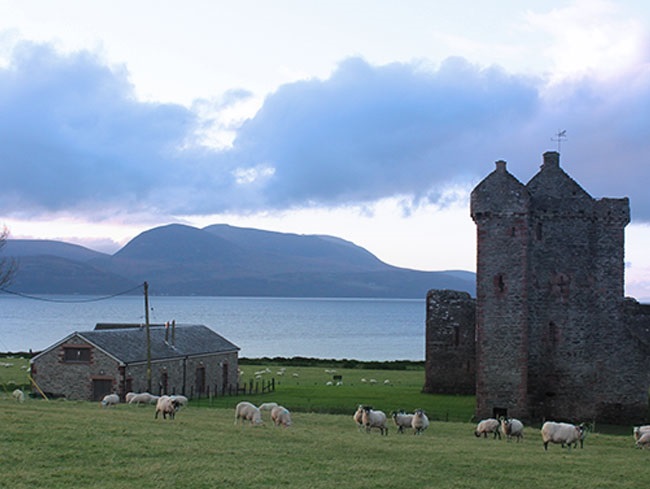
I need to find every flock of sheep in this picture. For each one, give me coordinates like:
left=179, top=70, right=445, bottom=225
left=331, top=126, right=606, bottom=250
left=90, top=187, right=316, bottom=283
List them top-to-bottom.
left=13, top=388, right=650, bottom=449
left=100, top=392, right=188, bottom=420
left=353, top=405, right=430, bottom=436
left=474, top=416, right=650, bottom=450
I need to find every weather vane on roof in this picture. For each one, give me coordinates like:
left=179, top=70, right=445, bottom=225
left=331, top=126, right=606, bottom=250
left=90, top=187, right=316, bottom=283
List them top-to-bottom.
left=551, top=130, right=567, bottom=152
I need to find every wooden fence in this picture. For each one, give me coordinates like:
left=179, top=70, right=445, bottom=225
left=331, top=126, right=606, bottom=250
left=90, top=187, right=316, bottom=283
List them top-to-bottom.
left=182, top=378, right=275, bottom=400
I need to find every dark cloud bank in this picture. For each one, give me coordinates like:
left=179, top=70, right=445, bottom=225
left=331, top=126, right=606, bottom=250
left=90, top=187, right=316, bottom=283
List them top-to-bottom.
left=1, top=41, right=649, bottom=222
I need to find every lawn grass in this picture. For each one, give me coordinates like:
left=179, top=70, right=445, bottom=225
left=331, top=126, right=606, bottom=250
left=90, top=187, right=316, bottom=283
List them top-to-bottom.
left=1, top=398, right=647, bottom=489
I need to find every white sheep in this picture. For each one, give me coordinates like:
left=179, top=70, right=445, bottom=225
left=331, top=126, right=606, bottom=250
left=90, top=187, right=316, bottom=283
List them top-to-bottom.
left=12, top=389, right=25, bottom=402
left=125, top=392, right=136, bottom=403
left=128, top=392, right=159, bottom=405
left=101, top=393, right=120, bottom=408
left=154, top=395, right=180, bottom=420
left=170, top=395, right=188, bottom=408
left=234, top=401, right=263, bottom=426
left=259, top=402, right=278, bottom=411
left=353, top=405, right=365, bottom=431
left=271, top=406, right=292, bottom=427
left=362, top=406, right=388, bottom=435
left=412, top=409, right=429, bottom=435
left=391, top=411, right=414, bottom=434
left=500, top=417, right=524, bottom=442
left=474, top=418, right=501, bottom=439
left=540, top=421, right=585, bottom=451
left=633, top=425, right=650, bottom=441
left=635, top=431, right=650, bottom=449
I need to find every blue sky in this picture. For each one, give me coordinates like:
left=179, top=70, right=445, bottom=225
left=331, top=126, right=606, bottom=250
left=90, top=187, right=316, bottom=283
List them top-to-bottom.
left=1, top=0, right=650, bottom=299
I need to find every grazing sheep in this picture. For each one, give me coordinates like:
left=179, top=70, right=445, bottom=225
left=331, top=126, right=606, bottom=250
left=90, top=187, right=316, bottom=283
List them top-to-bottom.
left=12, top=389, right=25, bottom=402
left=125, top=392, right=136, bottom=403
left=128, top=392, right=159, bottom=405
left=101, top=393, right=120, bottom=408
left=154, top=395, right=180, bottom=420
left=170, top=395, right=188, bottom=408
left=234, top=401, right=263, bottom=426
left=259, top=402, right=278, bottom=411
left=353, top=405, right=365, bottom=431
left=271, top=406, right=292, bottom=427
left=362, top=406, right=388, bottom=435
left=412, top=409, right=429, bottom=435
left=391, top=411, right=414, bottom=434
left=500, top=417, right=524, bottom=442
left=474, top=418, right=501, bottom=439
left=541, top=421, right=585, bottom=451
left=572, top=423, right=588, bottom=449
left=633, top=425, right=650, bottom=441
left=635, top=432, right=650, bottom=449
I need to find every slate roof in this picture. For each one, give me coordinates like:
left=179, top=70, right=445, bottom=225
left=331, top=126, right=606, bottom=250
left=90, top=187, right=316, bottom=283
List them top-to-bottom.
left=76, top=324, right=240, bottom=364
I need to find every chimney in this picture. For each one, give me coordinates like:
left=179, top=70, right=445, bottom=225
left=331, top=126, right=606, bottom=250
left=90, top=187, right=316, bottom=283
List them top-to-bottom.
left=542, top=151, right=560, bottom=169
left=495, top=160, right=507, bottom=172
left=171, top=319, right=176, bottom=346
left=164, top=321, right=169, bottom=343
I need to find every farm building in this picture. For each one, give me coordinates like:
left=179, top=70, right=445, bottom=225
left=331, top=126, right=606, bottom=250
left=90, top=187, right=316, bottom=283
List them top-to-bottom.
left=30, top=322, right=240, bottom=401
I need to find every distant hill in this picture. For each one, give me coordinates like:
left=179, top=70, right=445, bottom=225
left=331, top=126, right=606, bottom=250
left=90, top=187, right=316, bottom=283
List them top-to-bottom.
left=2, top=224, right=475, bottom=298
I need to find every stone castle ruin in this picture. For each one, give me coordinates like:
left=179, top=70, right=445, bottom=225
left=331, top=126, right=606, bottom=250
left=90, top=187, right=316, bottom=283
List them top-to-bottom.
left=424, top=151, right=650, bottom=424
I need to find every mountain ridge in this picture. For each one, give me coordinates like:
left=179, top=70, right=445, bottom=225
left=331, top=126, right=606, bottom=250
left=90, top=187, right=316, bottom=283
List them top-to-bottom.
left=2, top=224, right=475, bottom=298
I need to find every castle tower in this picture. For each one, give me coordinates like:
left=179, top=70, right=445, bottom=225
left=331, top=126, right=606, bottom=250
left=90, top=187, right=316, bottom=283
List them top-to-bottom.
left=470, top=151, right=640, bottom=423
left=470, top=159, right=531, bottom=420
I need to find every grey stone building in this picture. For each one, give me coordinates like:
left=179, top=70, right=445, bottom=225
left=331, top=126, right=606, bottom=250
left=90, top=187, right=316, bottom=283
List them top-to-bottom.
left=424, top=151, right=650, bottom=424
left=30, top=323, right=240, bottom=401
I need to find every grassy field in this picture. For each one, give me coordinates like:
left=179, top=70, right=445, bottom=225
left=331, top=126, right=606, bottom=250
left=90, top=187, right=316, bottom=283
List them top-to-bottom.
left=2, top=355, right=648, bottom=488
left=199, top=363, right=476, bottom=422
left=2, top=397, right=647, bottom=489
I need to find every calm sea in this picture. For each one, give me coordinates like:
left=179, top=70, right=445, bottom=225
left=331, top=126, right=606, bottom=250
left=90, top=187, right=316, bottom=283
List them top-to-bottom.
left=0, top=295, right=426, bottom=361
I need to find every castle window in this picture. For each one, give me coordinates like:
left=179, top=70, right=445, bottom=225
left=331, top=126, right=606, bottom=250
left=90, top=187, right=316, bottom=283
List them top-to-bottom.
left=536, top=222, right=543, bottom=240
left=495, top=274, right=506, bottom=294
left=548, top=321, right=558, bottom=348
left=453, top=326, right=460, bottom=347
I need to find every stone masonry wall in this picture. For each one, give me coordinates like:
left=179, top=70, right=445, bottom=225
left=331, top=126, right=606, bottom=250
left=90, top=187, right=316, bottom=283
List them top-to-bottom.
left=423, top=290, right=475, bottom=395
left=31, top=335, right=120, bottom=401
left=125, top=352, right=239, bottom=399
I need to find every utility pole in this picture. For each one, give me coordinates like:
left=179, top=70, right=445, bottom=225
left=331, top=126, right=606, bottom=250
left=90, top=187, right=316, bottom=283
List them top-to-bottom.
left=144, top=281, right=152, bottom=393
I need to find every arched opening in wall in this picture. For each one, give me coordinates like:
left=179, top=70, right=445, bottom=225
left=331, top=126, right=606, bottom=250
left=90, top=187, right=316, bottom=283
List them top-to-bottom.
left=536, top=222, right=543, bottom=240
left=453, top=326, right=460, bottom=347
left=222, top=362, right=229, bottom=395
left=195, top=365, right=206, bottom=396
left=160, top=370, right=169, bottom=395
left=493, top=407, right=508, bottom=420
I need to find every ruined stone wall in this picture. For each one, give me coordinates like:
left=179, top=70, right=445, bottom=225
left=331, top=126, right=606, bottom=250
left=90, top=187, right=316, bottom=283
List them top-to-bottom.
left=423, top=290, right=475, bottom=394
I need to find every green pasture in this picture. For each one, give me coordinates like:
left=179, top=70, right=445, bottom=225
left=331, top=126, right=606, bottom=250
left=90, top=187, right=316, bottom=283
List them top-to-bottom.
left=0, top=353, right=30, bottom=395
left=201, top=363, right=476, bottom=422
left=1, top=397, right=647, bottom=489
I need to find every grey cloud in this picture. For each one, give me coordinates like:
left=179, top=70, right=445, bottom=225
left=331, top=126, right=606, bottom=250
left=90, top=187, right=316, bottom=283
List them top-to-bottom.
left=2, top=41, right=650, bottom=223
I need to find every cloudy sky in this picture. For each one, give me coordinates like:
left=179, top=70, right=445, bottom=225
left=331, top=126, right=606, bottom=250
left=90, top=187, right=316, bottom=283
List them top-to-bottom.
left=1, top=0, right=649, bottom=299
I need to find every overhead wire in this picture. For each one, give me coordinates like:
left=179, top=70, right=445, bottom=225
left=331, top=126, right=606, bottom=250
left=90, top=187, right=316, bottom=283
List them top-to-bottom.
left=0, top=283, right=145, bottom=303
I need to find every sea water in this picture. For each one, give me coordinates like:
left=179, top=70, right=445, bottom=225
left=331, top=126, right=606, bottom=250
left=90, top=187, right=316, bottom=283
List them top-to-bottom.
left=0, top=295, right=426, bottom=361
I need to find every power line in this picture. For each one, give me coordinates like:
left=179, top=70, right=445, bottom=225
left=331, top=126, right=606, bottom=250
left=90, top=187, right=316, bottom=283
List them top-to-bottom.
left=0, top=283, right=144, bottom=303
